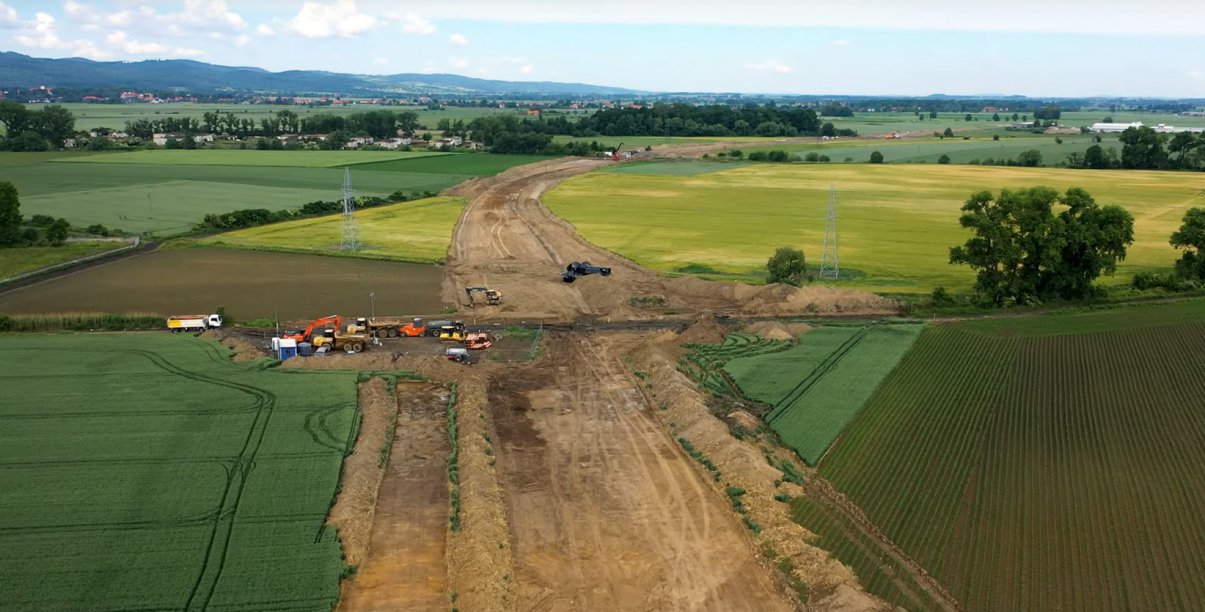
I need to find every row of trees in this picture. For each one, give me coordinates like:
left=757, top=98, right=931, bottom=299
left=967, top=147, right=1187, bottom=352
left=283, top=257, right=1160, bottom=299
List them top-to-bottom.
left=0, top=102, right=75, bottom=150
left=126, top=109, right=423, bottom=140
left=1062, top=128, right=1205, bottom=171
left=193, top=189, right=435, bottom=232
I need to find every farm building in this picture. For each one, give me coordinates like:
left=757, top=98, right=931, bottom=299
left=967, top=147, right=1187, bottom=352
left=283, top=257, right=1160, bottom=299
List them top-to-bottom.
left=1090, top=121, right=1144, bottom=133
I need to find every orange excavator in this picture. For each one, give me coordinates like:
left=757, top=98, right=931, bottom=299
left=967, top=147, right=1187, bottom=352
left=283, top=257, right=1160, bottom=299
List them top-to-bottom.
left=283, top=315, right=343, bottom=344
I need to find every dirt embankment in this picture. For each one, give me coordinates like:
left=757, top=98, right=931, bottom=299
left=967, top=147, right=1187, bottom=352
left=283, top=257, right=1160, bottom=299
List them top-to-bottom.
left=440, top=156, right=898, bottom=323
left=200, top=329, right=270, bottom=362
left=624, top=330, right=893, bottom=612
left=487, top=332, right=793, bottom=611
left=445, top=374, right=516, bottom=612
left=330, top=378, right=396, bottom=569
left=340, top=382, right=452, bottom=612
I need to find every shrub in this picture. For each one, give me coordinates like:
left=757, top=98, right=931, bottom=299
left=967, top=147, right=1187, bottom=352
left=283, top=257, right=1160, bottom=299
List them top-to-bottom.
left=869, top=151, right=884, bottom=164
left=938, top=154, right=951, bottom=165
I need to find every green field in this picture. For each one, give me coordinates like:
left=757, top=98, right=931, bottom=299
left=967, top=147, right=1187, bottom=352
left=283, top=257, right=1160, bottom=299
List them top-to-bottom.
left=737, top=133, right=1118, bottom=165
left=57, top=149, right=449, bottom=167
left=1, top=151, right=540, bottom=236
left=545, top=163, right=1205, bottom=292
left=200, top=196, right=465, bottom=263
left=0, top=242, right=125, bottom=279
left=814, top=300, right=1205, bottom=611
left=722, top=325, right=922, bottom=464
left=0, top=333, right=360, bottom=611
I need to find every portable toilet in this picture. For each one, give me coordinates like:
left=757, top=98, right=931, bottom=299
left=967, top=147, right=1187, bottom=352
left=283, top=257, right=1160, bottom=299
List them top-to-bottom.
left=278, top=338, right=298, bottom=361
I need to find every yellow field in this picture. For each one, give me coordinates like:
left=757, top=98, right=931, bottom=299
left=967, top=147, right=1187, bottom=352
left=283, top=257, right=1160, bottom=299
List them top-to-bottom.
left=545, top=163, right=1205, bottom=292
left=199, top=196, right=465, bottom=263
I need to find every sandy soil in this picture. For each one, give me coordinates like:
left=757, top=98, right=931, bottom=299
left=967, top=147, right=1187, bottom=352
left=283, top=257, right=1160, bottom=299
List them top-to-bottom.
left=441, top=157, right=898, bottom=322
left=200, top=329, right=270, bottom=362
left=488, top=332, right=794, bottom=611
left=626, top=332, right=894, bottom=611
left=329, top=379, right=395, bottom=569
left=341, top=382, right=452, bottom=612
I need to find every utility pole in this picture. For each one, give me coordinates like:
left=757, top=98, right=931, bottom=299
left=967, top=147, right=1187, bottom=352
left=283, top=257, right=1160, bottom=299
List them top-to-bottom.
left=340, top=167, right=359, bottom=252
left=818, top=185, right=840, bottom=280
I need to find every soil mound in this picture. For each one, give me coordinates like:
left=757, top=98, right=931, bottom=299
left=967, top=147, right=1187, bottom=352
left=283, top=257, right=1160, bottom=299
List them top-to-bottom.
left=677, top=318, right=730, bottom=345
left=743, top=321, right=813, bottom=341
left=200, top=330, right=269, bottom=362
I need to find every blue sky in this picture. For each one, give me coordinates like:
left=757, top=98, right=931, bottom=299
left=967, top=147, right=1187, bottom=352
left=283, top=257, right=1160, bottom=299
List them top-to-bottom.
left=2, top=0, right=1203, bottom=97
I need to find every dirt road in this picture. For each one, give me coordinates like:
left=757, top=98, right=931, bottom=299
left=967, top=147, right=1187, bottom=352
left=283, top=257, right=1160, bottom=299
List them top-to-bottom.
left=442, top=158, right=897, bottom=322
left=489, top=332, right=793, bottom=611
left=341, top=383, right=451, bottom=612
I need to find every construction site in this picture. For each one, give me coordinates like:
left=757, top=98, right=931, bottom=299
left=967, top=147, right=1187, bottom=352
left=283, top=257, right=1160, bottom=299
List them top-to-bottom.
left=180, top=152, right=898, bottom=612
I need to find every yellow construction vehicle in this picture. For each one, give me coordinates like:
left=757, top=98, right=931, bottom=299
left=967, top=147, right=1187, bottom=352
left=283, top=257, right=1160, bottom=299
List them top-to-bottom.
left=464, top=286, right=503, bottom=307
left=438, top=324, right=467, bottom=342
left=312, top=327, right=369, bottom=354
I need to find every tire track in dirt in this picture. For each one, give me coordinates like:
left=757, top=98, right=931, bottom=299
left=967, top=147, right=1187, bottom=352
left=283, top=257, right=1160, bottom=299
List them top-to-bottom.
left=489, top=333, right=792, bottom=612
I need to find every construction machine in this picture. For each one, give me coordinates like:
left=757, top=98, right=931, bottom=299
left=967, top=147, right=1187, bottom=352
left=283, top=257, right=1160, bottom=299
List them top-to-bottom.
left=610, top=142, right=624, bottom=161
left=562, top=261, right=612, bottom=283
left=464, top=286, right=503, bottom=307
left=283, top=315, right=343, bottom=344
left=352, top=316, right=427, bottom=338
left=425, top=320, right=463, bottom=337
left=438, top=324, right=467, bottom=342
left=312, top=328, right=369, bottom=354
left=445, top=347, right=474, bottom=364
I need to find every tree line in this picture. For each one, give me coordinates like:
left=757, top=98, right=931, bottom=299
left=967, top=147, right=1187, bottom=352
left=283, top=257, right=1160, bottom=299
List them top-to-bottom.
left=0, top=102, right=75, bottom=151
left=125, top=109, right=423, bottom=140
left=0, top=182, right=74, bottom=247
left=193, top=189, right=435, bottom=232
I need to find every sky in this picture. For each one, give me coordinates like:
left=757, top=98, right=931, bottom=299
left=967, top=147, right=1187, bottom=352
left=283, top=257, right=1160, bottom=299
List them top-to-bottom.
left=1, top=0, right=1203, bottom=97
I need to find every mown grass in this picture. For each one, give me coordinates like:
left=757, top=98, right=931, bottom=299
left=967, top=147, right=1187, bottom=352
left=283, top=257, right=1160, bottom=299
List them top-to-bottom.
left=56, top=150, right=450, bottom=167
left=545, top=163, right=1205, bottom=293
left=199, top=196, right=465, bottom=263
left=0, top=242, right=124, bottom=279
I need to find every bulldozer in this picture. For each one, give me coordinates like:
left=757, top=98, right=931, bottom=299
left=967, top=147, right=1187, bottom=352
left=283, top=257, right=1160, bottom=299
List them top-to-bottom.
left=465, top=286, right=503, bottom=307
left=312, top=327, right=369, bottom=354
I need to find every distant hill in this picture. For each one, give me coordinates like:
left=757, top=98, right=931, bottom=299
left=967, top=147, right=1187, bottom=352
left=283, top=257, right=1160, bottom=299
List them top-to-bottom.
left=0, top=52, right=645, bottom=96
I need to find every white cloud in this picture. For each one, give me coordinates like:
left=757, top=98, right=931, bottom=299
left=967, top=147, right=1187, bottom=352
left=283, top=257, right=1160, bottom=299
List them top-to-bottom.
left=182, top=0, right=246, bottom=31
left=287, top=0, right=377, bottom=38
left=358, top=0, right=1205, bottom=35
left=0, top=1, right=15, bottom=25
left=15, top=11, right=110, bottom=59
left=400, top=11, right=435, bottom=35
left=256, top=23, right=275, bottom=36
left=107, top=31, right=168, bottom=54
left=448, top=32, right=468, bottom=46
left=235, top=33, right=251, bottom=47
left=831, top=39, right=848, bottom=46
left=174, top=47, right=205, bottom=57
left=374, top=56, right=389, bottom=65
left=450, top=56, right=469, bottom=69
left=745, top=60, right=791, bottom=74
left=519, top=64, right=534, bottom=75
left=420, top=66, right=438, bottom=73
left=1192, top=70, right=1203, bottom=80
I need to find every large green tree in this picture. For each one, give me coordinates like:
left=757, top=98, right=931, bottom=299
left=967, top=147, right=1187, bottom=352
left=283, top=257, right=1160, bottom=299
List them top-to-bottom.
left=0, top=101, right=29, bottom=136
left=33, top=105, right=75, bottom=148
left=1119, top=125, right=1167, bottom=169
left=0, top=181, right=22, bottom=247
left=949, top=187, right=1134, bottom=305
left=1170, top=208, right=1205, bottom=279
left=766, top=246, right=807, bottom=286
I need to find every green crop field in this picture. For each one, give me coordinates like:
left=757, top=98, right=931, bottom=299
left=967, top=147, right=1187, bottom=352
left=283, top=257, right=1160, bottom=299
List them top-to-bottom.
left=737, top=133, right=1117, bottom=165
left=56, top=149, right=449, bottom=167
left=1, top=151, right=540, bottom=236
left=545, top=163, right=1205, bottom=293
left=200, top=196, right=466, bottom=263
left=0, top=242, right=124, bottom=279
left=814, top=300, right=1205, bottom=611
left=723, top=325, right=922, bottom=464
left=0, top=333, right=360, bottom=611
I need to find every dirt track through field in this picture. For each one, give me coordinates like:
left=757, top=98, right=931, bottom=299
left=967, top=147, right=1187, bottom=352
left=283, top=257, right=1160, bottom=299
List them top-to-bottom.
left=442, top=158, right=897, bottom=321
left=489, top=332, right=792, bottom=611
left=340, top=382, right=450, bottom=612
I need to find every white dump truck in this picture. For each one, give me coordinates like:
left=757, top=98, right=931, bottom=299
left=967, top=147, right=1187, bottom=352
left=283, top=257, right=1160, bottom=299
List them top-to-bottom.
left=166, top=314, right=223, bottom=332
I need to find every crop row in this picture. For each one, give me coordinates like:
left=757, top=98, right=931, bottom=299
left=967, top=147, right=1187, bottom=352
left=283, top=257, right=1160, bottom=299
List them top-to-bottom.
left=819, top=314, right=1205, bottom=611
